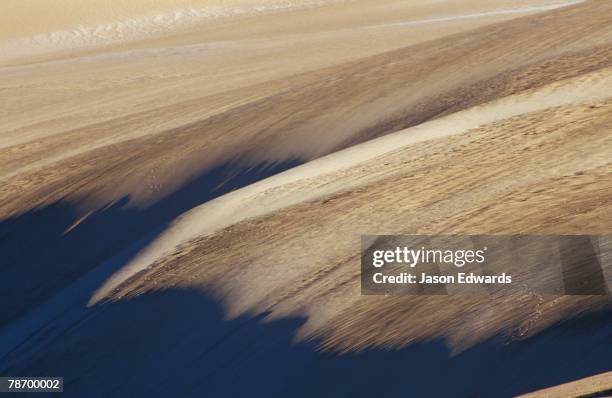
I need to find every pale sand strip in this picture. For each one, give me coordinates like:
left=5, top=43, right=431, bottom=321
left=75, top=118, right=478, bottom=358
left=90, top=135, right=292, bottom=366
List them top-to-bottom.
left=517, top=371, right=612, bottom=398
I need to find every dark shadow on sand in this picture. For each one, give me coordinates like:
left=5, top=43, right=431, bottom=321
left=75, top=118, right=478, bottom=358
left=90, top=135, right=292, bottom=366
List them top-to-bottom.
left=1, top=156, right=611, bottom=397
left=0, top=158, right=302, bottom=329
left=1, top=287, right=611, bottom=398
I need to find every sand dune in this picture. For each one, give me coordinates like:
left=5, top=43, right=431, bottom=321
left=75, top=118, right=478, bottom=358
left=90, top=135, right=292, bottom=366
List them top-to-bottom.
left=0, top=0, right=587, bottom=63
left=1, top=0, right=611, bottom=396
left=90, top=68, right=612, bottom=304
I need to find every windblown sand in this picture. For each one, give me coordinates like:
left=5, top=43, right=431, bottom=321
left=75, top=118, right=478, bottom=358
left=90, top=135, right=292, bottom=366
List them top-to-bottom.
left=1, top=0, right=610, bottom=396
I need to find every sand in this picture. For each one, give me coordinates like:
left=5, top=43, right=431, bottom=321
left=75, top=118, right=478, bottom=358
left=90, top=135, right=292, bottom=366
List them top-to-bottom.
left=1, top=0, right=611, bottom=396
left=90, top=68, right=612, bottom=304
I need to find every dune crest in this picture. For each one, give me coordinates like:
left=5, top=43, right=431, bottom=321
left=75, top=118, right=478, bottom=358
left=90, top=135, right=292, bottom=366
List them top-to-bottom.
left=90, top=68, right=612, bottom=304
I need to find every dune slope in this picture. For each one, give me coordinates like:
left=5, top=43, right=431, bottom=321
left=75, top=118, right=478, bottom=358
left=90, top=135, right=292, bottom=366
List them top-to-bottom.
left=1, top=0, right=611, bottom=396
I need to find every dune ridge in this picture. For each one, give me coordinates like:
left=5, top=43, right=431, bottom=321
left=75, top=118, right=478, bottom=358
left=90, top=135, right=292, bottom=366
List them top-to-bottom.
left=90, top=68, right=612, bottom=304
